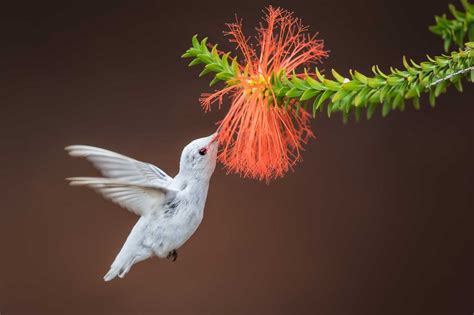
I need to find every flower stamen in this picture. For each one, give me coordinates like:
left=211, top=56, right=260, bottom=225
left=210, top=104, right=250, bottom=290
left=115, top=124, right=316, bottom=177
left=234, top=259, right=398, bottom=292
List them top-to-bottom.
left=201, top=6, right=328, bottom=181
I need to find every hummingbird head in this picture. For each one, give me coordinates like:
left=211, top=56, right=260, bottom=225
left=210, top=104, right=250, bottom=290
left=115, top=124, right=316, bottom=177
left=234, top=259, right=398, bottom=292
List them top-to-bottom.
left=179, top=133, right=218, bottom=178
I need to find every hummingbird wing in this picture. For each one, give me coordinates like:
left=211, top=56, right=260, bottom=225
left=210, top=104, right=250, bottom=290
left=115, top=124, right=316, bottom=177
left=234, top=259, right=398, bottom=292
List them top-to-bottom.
left=65, top=145, right=172, bottom=186
left=66, top=177, right=177, bottom=216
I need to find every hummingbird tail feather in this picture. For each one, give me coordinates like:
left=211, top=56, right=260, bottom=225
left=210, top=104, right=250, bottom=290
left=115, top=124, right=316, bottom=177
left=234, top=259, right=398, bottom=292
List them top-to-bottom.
left=103, top=217, right=152, bottom=282
left=103, top=242, right=152, bottom=282
left=103, top=256, right=135, bottom=281
left=103, top=268, right=118, bottom=281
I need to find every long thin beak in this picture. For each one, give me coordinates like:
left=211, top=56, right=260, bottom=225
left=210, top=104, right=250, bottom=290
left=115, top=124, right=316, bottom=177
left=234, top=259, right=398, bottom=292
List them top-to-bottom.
left=209, top=125, right=221, bottom=144
left=210, top=133, right=219, bottom=144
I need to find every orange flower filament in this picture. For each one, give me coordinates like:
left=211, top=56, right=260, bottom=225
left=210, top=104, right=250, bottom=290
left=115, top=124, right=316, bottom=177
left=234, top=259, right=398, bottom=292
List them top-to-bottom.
left=201, top=6, right=328, bottom=181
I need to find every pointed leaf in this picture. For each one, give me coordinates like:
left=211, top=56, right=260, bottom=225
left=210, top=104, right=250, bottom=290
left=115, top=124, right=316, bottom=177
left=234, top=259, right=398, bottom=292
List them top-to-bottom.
left=331, top=69, right=347, bottom=83
left=300, top=89, right=319, bottom=101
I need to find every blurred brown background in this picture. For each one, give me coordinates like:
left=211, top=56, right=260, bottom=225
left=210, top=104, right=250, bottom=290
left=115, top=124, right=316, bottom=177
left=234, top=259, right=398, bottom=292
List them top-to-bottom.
left=0, top=0, right=473, bottom=314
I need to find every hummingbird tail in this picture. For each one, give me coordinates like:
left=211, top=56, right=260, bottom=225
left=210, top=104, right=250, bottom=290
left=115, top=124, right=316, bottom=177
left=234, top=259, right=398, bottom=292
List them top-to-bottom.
left=103, top=217, right=153, bottom=282
left=103, top=247, right=153, bottom=281
left=103, top=258, right=134, bottom=281
left=103, top=269, right=117, bottom=281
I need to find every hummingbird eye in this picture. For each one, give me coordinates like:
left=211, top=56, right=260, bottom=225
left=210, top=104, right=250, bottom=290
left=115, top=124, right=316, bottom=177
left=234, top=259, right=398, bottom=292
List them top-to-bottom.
left=198, top=148, right=207, bottom=156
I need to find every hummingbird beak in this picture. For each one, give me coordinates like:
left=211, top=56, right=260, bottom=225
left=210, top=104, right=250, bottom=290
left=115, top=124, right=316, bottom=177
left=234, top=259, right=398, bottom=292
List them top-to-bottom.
left=209, top=125, right=221, bottom=144
left=203, top=131, right=219, bottom=152
left=210, top=134, right=218, bottom=144
left=209, top=135, right=219, bottom=147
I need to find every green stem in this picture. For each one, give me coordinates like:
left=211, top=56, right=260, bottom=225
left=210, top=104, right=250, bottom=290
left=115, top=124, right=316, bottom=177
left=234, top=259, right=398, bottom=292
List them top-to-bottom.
left=427, top=65, right=474, bottom=87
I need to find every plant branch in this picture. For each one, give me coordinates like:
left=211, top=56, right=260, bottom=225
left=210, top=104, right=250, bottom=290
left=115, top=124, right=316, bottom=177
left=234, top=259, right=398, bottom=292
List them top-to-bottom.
left=430, top=0, right=474, bottom=51
left=183, top=1, right=474, bottom=121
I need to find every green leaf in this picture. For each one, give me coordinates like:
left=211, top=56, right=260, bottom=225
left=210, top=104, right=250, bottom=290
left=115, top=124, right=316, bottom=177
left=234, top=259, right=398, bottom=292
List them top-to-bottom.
left=191, top=34, right=199, bottom=48
left=200, top=37, right=209, bottom=51
left=181, top=51, right=192, bottom=58
left=197, top=53, right=213, bottom=64
left=403, top=56, right=418, bottom=75
left=435, top=56, right=449, bottom=66
left=188, top=58, right=203, bottom=66
left=231, top=59, right=240, bottom=73
left=420, top=62, right=437, bottom=71
left=205, top=63, right=223, bottom=72
left=372, top=65, right=388, bottom=78
left=199, top=68, right=211, bottom=77
left=315, top=68, right=325, bottom=81
left=331, top=69, right=347, bottom=83
left=353, top=71, right=368, bottom=84
left=216, top=72, right=233, bottom=81
left=209, top=76, right=220, bottom=86
left=291, top=76, right=309, bottom=90
left=305, top=76, right=326, bottom=91
left=387, top=76, right=404, bottom=86
left=367, top=77, right=386, bottom=88
left=453, top=77, right=463, bottom=91
left=322, top=79, right=340, bottom=91
left=342, top=80, right=364, bottom=91
left=434, top=80, right=449, bottom=96
left=379, top=85, right=390, bottom=102
left=275, top=86, right=289, bottom=97
left=405, top=86, right=420, bottom=98
left=286, top=87, right=303, bottom=98
left=354, top=87, right=370, bottom=106
left=300, top=89, right=319, bottom=101
left=331, top=89, right=347, bottom=103
left=429, top=89, right=436, bottom=107
left=316, top=90, right=333, bottom=110
left=368, top=90, right=381, bottom=103
left=392, top=93, right=403, bottom=110
left=312, top=94, right=322, bottom=117
left=412, top=97, right=421, bottom=110
left=295, top=101, right=302, bottom=115
left=382, top=101, right=391, bottom=117
left=327, top=103, right=333, bottom=117
left=367, top=103, right=377, bottom=120
left=354, top=107, right=361, bottom=122
left=342, top=112, right=349, bottom=124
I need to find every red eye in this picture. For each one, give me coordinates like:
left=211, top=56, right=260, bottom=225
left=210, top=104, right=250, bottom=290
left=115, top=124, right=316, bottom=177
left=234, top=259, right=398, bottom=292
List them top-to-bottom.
left=199, top=148, right=207, bottom=156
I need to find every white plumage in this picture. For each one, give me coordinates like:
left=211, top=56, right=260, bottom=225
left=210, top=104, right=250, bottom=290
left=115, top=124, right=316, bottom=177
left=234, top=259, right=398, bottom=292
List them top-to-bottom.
left=66, top=134, right=218, bottom=281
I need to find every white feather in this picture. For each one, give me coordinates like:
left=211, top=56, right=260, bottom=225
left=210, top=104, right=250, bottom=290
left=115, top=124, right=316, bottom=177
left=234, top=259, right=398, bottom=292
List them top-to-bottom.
left=65, top=145, right=172, bottom=186
left=67, top=177, right=177, bottom=216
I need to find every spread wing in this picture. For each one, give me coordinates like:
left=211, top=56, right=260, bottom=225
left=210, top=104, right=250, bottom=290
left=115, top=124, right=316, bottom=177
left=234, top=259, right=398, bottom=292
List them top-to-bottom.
left=65, top=145, right=173, bottom=186
left=67, top=177, right=177, bottom=216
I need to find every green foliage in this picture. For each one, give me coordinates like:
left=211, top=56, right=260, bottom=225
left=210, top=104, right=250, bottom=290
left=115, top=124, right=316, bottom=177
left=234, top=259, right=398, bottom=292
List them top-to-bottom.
left=430, top=0, right=474, bottom=51
left=182, top=35, right=239, bottom=86
left=275, top=44, right=473, bottom=120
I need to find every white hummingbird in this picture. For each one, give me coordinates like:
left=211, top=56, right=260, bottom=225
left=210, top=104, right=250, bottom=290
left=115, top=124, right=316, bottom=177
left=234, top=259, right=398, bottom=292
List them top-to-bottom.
left=65, top=134, right=218, bottom=281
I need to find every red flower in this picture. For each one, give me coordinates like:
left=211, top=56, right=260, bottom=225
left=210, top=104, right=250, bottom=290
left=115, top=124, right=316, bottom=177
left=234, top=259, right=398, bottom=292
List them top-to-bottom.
left=201, top=6, right=327, bottom=181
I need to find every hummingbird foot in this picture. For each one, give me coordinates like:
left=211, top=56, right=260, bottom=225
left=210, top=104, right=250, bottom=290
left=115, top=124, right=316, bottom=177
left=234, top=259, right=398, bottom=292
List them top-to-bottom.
left=166, top=249, right=178, bottom=262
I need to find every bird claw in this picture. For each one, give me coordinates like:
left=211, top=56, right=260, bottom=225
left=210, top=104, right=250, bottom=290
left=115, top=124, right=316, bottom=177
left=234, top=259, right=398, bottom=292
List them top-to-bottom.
left=166, top=249, right=178, bottom=262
